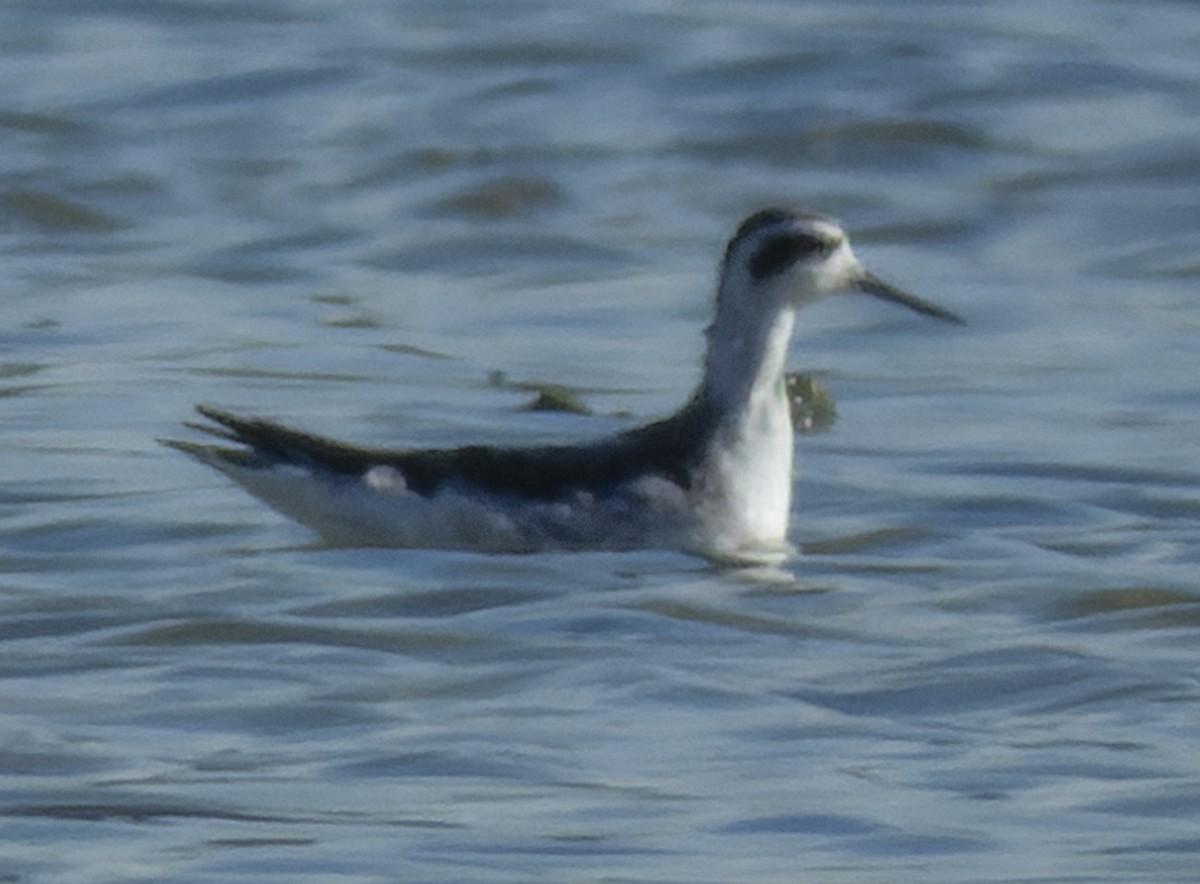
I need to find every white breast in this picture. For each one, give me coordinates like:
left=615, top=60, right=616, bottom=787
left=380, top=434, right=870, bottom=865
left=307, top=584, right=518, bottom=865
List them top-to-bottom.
left=691, top=391, right=794, bottom=557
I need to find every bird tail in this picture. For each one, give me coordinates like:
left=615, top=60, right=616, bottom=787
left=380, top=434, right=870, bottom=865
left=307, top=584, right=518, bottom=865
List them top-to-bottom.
left=160, top=404, right=380, bottom=476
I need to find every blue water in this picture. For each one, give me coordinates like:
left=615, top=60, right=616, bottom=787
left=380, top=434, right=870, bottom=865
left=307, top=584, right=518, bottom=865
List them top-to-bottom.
left=4, top=1, right=1200, bottom=880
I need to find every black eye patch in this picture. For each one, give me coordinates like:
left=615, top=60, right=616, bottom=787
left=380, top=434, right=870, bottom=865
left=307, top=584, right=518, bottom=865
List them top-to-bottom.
left=747, top=232, right=831, bottom=281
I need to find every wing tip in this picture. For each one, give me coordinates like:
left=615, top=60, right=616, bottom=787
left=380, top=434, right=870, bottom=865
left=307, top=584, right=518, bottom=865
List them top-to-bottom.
left=166, top=403, right=383, bottom=477
left=161, top=404, right=276, bottom=470
left=158, top=434, right=264, bottom=470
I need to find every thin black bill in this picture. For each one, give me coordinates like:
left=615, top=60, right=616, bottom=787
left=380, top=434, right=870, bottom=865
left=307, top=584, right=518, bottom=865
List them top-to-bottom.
left=855, top=272, right=964, bottom=325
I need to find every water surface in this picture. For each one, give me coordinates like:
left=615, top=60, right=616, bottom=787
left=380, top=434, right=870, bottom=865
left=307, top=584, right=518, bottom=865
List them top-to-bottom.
left=4, top=1, right=1200, bottom=881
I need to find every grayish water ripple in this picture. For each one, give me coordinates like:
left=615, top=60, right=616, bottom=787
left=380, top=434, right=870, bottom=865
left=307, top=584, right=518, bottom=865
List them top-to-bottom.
left=3, top=0, right=1200, bottom=881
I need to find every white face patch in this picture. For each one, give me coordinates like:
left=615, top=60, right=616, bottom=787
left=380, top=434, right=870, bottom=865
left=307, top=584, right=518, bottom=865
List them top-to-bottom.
left=806, top=217, right=843, bottom=243
left=810, top=239, right=862, bottom=296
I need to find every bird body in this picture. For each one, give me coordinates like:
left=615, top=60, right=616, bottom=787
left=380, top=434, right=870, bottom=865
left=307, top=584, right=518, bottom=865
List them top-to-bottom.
left=167, top=208, right=961, bottom=560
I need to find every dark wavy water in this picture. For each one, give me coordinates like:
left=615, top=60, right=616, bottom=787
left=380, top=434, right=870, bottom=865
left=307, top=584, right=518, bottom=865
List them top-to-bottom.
left=4, top=1, right=1200, bottom=880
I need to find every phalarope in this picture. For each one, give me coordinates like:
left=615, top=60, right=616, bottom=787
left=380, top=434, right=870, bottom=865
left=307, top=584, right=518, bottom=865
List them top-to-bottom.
left=166, top=208, right=961, bottom=560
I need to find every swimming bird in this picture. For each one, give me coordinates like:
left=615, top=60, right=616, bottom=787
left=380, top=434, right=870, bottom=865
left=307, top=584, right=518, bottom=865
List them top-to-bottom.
left=166, top=208, right=961, bottom=560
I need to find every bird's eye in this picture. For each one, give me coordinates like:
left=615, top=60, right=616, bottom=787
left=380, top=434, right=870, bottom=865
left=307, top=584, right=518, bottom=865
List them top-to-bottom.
left=748, top=233, right=830, bottom=281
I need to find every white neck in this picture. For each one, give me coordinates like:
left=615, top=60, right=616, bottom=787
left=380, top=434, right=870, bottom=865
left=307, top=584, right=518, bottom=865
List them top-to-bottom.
left=691, top=284, right=797, bottom=554
left=700, top=287, right=796, bottom=418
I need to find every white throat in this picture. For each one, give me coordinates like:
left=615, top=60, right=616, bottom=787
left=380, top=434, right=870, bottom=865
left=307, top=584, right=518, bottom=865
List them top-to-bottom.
left=692, top=288, right=797, bottom=554
left=701, top=299, right=796, bottom=417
